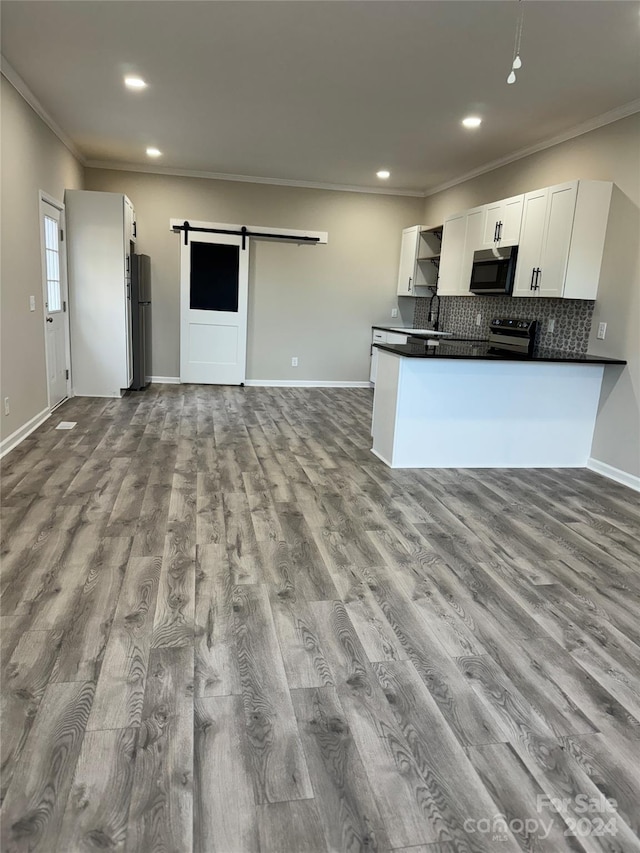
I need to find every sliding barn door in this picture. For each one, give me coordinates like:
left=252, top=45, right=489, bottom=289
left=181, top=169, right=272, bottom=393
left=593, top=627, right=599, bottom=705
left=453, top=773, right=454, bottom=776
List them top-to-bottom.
left=180, top=232, right=248, bottom=384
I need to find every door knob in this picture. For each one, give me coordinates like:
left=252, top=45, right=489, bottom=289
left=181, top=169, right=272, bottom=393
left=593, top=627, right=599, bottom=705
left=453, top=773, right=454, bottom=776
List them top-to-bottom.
left=46, top=316, right=53, bottom=323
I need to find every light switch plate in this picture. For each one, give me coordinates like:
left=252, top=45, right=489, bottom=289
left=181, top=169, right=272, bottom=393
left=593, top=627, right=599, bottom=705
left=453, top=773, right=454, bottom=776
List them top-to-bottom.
left=29, top=295, right=36, bottom=311
left=391, top=308, right=399, bottom=318
left=597, top=322, right=607, bottom=340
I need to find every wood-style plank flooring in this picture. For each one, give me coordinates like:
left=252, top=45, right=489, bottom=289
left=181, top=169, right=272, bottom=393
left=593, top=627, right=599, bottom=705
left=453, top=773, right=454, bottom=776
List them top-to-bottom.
left=1, top=384, right=639, bottom=853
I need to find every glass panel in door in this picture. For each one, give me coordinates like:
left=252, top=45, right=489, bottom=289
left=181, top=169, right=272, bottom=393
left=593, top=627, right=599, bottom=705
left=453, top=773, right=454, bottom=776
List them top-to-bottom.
left=190, top=242, right=239, bottom=312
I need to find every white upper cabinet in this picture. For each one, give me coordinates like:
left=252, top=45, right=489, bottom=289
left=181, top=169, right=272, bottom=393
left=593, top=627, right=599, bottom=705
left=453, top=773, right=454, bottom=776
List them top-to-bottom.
left=436, top=179, right=612, bottom=301
left=512, top=180, right=612, bottom=300
left=537, top=183, right=578, bottom=298
left=512, top=188, right=550, bottom=297
left=481, top=194, right=524, bottom=248
left=437, top=208, right=482, bottom=296
left=436, top=214, right=466, bottom=295
left=396, top=225, right=441, bottom=295
left=397, top=226, right=420, bottom=295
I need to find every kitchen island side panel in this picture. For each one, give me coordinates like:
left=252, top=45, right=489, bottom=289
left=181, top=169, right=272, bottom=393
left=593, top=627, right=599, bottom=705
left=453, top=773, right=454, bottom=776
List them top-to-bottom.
left=371, top=351, right=402, bottom=466
left=372, top=351, right=604, bottom=468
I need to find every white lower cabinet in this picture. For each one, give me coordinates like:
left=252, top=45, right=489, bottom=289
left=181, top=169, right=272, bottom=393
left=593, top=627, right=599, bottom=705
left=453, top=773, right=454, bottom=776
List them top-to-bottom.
left=512, top=180, right=612, bottom=300
left=370, top=329, right=386, bottom=383
left=370, top=330, right=408, bottom=383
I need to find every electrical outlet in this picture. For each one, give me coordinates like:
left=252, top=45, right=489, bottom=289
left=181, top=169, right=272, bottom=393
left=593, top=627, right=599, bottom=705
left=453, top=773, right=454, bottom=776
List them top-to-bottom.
left=29, top=295, right=36, bottom=312
left=391, top=308, right=399, bottom=318
left=475, top=312, right=482, bottom=327
left=548, top=318, right=555, bottom=333
left=597, top=322, right=607, bottom=340
left=291, top=357, right=298, bottom=367
left=4, top=397, right=9, bottom=416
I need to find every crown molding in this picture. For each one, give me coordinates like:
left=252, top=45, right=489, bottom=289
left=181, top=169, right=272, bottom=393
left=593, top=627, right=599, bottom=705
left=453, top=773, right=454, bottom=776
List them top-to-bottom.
left=1, top=56, right=86, bottom=164
left=423, top=98, right=640, bottom=198
left=84, top=160, right=425, bottom=198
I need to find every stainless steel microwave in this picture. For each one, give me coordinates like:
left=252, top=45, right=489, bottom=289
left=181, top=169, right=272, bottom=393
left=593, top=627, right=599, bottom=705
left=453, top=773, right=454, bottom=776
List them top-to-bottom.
left=469, top=246, right=518, bottom=295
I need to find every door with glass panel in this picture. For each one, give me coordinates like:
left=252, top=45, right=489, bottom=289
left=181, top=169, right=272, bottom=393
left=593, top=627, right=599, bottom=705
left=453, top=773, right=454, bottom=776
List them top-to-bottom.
left=40, top=199, right=70, bottom=407
left=180, top=232, right=248, bottom=384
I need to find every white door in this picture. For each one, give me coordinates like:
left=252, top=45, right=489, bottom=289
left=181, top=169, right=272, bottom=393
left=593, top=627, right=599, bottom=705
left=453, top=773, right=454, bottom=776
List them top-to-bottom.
left=537, top=182, right=578, bottom=298
left=512, top=189, right=548, bottom=297
left=499, top=195, right=524, bottom=245
left=40, top=199, right=70, bottom=407
left=482, top=202, right=503, bottom=247
left=460, top=208, right=484, bottom=294
left=437, top=213, right=467, bottom=295
left=396, top=227, right=418, bottom=295
left=180, top=231, right=248, bottom=384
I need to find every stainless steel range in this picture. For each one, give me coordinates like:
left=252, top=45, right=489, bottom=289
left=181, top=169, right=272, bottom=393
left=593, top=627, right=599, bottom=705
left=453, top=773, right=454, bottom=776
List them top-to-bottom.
left=488, top=318, right=537, bottom=356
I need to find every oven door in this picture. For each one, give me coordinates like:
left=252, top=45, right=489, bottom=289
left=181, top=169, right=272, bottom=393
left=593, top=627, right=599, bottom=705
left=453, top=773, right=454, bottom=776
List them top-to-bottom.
left=470, top=247, right=518, bottom=295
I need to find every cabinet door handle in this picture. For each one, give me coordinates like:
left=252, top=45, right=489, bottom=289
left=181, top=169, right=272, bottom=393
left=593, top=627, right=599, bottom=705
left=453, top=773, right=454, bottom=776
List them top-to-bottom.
left=133, top=221, right=137, bottom=238
left=497, top=221, right=503, bottom=241
left=493, top=222, right=499, bottom=242
left=530, top=268, right=536, bottom=290
left=534, top=268, right=541, bottom=290
left=408, top=276, right=412, bottom=292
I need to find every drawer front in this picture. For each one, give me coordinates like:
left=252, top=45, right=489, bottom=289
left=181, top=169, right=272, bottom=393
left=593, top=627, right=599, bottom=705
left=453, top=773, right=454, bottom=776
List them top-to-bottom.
left=372, top=330, right=386, bottom=343
left=386, top=332, right=408, bottom=345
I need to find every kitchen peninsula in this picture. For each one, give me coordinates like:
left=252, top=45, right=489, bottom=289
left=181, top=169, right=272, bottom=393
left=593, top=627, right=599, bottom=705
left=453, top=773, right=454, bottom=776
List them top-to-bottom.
left=371, top=340, right=625, bottom=469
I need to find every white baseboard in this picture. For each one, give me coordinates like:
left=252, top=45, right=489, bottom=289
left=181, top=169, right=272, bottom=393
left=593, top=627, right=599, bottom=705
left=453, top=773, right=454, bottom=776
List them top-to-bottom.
left=150, top=376, right=181, bottom=384
left=244, top=380, right=371, bottom=388
left=0, top=407, right=50, bottom=459
left=587, top=458, right=640, bottom=493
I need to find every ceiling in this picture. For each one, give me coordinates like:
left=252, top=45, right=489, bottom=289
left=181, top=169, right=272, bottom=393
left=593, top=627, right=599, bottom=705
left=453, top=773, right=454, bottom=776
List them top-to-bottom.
left=2, top=1, right=639, bottom=194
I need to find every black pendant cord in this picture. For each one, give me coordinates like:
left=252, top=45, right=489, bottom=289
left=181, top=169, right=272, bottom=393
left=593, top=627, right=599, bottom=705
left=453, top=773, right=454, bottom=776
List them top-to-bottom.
left=173, top=220, right=321, bottom=249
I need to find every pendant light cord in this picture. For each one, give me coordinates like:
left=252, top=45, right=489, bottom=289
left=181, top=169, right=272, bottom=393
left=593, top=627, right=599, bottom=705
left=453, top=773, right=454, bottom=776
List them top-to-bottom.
left=513, top=0, right=525, bottom=63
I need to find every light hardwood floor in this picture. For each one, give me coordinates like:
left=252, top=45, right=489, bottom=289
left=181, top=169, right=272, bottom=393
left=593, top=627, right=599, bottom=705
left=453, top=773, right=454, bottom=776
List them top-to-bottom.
left=1, top=384, right=639, bottom=853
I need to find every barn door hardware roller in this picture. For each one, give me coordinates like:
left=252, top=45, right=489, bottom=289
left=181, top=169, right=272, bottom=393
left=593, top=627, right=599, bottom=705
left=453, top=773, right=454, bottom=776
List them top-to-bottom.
left=173, top=220, right=321, bottom=250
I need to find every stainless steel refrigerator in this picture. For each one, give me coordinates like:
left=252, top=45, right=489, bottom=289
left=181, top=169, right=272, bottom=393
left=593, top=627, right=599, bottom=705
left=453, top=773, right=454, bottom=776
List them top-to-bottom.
left=131, top=254, right=151, bottom=390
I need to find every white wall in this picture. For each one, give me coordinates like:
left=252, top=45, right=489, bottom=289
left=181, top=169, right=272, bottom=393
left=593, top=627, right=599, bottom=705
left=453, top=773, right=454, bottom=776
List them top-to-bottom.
left=0, top=76, right=84, bottom=442
left=422, top=114, right=640, bottom=481
left=84, top=169, right=423, bottom=381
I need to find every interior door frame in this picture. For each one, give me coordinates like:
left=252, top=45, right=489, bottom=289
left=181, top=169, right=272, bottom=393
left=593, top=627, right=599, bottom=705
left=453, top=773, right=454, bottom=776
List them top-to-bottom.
left=39, top=191, right=72, bottom=408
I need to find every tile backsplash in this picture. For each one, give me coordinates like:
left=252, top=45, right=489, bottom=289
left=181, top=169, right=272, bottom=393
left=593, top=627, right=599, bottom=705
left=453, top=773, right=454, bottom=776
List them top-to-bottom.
left=414, top=295, right=595, bottom=353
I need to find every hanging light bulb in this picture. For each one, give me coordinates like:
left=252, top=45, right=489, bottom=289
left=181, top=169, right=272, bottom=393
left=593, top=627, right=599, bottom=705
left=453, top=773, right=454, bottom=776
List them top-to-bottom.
left=512, top=54, right=522, bottom=70
left=507, top=70, right=517, bottom=84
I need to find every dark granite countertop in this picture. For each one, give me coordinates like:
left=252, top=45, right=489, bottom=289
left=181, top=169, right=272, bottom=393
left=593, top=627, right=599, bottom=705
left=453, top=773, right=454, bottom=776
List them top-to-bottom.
left=374, top=339, right=626, bottom=365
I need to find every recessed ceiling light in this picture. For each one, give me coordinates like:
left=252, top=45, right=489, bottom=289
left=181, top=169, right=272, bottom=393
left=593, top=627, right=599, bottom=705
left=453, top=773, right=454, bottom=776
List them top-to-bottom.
left=124, top=76, right=147, bottom=90
left=462, top=116, right=482, bottom=129
left=146, top=147, right=162, bottom=158
left=376, top=170, right=391, bottom=179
